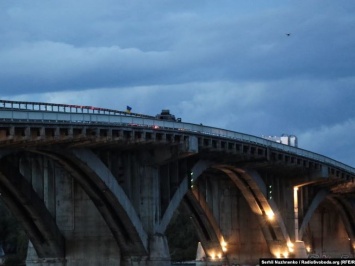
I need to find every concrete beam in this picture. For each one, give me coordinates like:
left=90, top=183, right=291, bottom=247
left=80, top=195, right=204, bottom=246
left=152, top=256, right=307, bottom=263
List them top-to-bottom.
left=34, top=148, right=148, bottom=256
left=0, top=160, right=65, bottom=258
left=157, top=160, right=212, bottom=233
left=214, top=166, right=292, bottom=258
left=299, top=189, right=329, bottom=240
left=183, top=190, right=226, bottom=262
left=326, top=196, right=355, bottom=245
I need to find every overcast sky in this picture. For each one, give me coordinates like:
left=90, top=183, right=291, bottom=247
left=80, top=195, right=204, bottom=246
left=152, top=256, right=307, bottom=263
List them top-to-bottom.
left=1, top=1, right=355, bottom=166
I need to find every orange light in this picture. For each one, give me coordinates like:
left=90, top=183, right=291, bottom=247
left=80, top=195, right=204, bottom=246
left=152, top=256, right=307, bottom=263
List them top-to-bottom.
left=266, top=211, right=275, bottom=220
left=221, top=240, right=228, bottom=252
left=210, top=252, right=216, bottom=260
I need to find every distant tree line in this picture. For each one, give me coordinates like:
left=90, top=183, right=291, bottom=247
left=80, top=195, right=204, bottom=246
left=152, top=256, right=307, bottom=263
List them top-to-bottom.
left=166, top=206, right=199, bottom=261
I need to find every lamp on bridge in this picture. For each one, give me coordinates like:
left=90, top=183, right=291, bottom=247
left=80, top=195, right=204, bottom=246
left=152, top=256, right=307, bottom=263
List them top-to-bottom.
left=267, top=185, right=273, bottom=200
left=266, top=211, right=275, bottom=221
left=221, top=240, right=227, bottom=252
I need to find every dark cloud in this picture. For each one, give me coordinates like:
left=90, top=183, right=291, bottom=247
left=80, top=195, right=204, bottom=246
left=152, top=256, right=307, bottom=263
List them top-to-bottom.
left=1, top=0, right=355, bottom=94
left=2, top=0, right=355, bottom=166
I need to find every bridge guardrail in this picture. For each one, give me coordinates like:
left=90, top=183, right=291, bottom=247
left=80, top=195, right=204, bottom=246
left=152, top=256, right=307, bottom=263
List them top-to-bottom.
left=0, top=99, right=155, bottom=119
left=1, top=108, right=355, bottom=174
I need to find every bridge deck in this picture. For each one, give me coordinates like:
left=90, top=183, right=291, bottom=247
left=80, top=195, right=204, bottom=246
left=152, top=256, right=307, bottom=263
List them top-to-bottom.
left=1, top=99, right=355, bottom=179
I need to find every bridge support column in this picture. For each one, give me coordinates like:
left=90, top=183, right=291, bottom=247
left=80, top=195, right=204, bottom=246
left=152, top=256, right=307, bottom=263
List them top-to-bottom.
left=121, top=234, right=170, bottom=266
left=147, top=234, right=170, bottom=266
left=294, top=241, right=308, bottom=258
left=26, top=242, right=66, bottom=266
left=121, top=256, right=148, bottom=266
left=195, top=258, right=227, bottom=266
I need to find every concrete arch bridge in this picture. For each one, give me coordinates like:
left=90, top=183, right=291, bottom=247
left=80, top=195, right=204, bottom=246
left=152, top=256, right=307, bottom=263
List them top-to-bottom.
left=0, top=100, right=355, bottom=266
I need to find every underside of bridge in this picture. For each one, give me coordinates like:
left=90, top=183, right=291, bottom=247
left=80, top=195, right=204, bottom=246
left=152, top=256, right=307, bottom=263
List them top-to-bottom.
left=0, top=141, right=355, bottom=265
left=189, top=163, right=355, bottom=264
left=188, top=165, right=290, bottom=265
left=301, top=196, right=355, bottom=258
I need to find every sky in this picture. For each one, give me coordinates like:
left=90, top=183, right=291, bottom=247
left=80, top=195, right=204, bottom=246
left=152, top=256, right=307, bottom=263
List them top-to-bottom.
left=1, top=0, right=355, bottom=166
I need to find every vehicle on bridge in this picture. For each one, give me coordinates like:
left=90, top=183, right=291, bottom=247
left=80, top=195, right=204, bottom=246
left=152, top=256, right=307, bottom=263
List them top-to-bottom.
left=155, top=109, right=181, bottom=122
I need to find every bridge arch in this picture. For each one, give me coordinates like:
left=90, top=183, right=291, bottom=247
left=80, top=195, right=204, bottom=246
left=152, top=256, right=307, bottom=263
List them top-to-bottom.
left=32, top=148, right=149, bottom=257
left=0, top=154, right=65, bottom=259
left=156, top=159, right=227, bottom=261
left=159, top=159, right=294, bottom=261
left=157, top=160, right=211, bottom=234
left=213, top=166, right=292, bottom=258
left=182, top=189, right=226, bottom=261
left=299, top=189, right=329, bottom=240
left=300, top=191, right=355, bottom=256
left=327, top=196, right=355, bottom=245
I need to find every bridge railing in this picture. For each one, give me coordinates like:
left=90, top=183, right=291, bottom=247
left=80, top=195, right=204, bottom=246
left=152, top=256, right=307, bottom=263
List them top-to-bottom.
left=0, top=99, right=155, bottom=119
left=1, top=107, right=355, bottom=174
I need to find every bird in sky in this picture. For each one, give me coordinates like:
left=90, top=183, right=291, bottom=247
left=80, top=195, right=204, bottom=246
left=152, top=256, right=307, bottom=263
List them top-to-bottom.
left=286, top=33, right=291, bottom=36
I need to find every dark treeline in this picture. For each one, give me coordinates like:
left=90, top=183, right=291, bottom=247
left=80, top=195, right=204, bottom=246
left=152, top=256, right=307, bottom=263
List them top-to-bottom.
left=0, top=201, right=28, bottom=265
left=166, top=206, right=200, bottom=261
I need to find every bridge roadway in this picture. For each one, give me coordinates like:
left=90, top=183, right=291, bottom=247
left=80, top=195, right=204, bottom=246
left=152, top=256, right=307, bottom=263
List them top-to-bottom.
left=0, top=99, right=355, bottom=265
